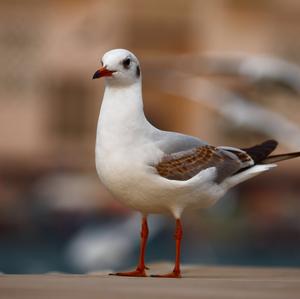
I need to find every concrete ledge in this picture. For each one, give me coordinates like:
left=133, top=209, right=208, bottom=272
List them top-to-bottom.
left=1, top=263, right=300, bottom=299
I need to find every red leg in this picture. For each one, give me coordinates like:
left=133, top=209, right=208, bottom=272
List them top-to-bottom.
left=110, top=216, right=149, bottom=277
left=151, top=219, right=183, bottom=278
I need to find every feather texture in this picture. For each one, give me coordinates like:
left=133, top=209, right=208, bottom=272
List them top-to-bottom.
left=155, top=145, right=253, bottom=183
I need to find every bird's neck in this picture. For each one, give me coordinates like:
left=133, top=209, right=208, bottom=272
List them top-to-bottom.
left=97, top=82, right=150, bottom=148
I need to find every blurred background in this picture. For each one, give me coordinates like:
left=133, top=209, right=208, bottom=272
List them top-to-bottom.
left=1, top=0, right=300, bottom=274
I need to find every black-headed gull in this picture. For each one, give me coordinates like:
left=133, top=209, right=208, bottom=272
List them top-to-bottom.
left=93, top=49, right=300, bottom=278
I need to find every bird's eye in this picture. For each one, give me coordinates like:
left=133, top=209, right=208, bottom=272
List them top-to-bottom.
left=123, top=58, right=131, bottom=68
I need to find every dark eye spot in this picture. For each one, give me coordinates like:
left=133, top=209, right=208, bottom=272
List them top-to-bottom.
left=123, top=58, right=131, bottom=69
left=101, top=60, right=103, bottom=66
left=136, top=66, right=140, bottom=78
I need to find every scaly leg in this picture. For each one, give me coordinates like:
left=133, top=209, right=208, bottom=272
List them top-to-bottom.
left=110, top=216, right=149, bottom=277
left=151, top=219, right=182, bottom=278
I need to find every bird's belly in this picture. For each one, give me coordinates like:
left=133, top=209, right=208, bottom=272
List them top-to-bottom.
left=96, top=154, right=224, bottom=215
left=96, top=162, right=166, bottom=213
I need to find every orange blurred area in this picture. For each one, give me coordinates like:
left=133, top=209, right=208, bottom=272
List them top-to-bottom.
left=0, top=0, right=300, bottom=273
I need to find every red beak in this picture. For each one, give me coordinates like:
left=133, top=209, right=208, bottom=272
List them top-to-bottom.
left=92, top=67, right=114, bottom=79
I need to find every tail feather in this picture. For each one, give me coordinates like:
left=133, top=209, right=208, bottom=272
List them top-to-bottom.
left=242, top=140, right=278, bottom=164
left=224, top=141, right=300, bottom=190
left=262, top=152, right=300, bottom=164
left=223, top=164, right=277, bottom=190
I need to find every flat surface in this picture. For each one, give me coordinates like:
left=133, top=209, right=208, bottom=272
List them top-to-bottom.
left=1, top=263, right=300, bottom=299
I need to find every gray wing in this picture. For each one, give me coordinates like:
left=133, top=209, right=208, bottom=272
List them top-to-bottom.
left=152, top=130, right=207, bottom=154
left=154, top=144, right=254, bottom=183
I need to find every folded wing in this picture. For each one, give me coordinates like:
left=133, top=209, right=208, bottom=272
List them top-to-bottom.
left=155, top=140, right=278, bottom=183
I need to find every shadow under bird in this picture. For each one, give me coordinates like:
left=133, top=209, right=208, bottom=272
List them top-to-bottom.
left=93, top=49, right=300, bottom=278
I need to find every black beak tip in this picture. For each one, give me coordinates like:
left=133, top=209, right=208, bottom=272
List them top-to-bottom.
left=92, top=70, right=101, bottom=80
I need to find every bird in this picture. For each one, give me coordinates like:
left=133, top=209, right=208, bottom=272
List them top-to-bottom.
left=93, top=49, right=300, bottom=278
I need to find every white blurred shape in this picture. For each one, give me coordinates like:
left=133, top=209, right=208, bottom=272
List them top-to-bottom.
left=177, top=52, right=300, bottom=93
left=238, top=55, right=300, bottom=93
left=160, top=72, right=300, bottom=150
left=65, top=213, right=165, bottom=272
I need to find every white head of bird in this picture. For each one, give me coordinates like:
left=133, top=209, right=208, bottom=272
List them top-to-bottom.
left=93, top=49, right=141, bottom=87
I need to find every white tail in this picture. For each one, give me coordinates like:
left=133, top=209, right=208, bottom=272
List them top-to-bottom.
left=221, top=164, right=277, bottom=190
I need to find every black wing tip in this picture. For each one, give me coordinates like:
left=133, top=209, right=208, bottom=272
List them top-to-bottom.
left=242, top=139, right=278, bottom=164
left=263, top=139, right=278, bottom=148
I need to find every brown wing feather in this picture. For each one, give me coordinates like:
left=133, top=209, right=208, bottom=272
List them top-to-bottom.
left=155, top=145, right=246, bottom=183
